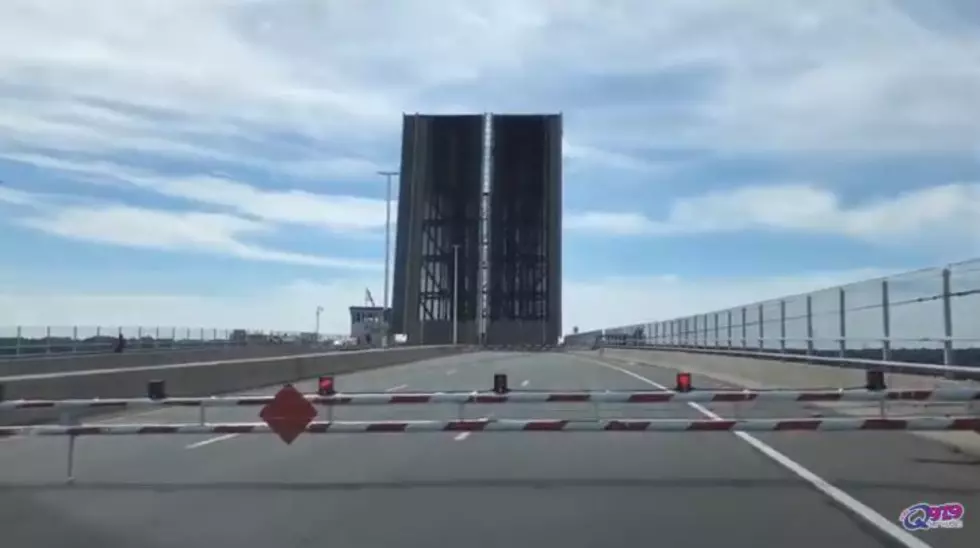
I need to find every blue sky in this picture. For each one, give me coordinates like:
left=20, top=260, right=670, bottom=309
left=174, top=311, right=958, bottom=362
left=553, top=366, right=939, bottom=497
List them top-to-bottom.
left=0, top=0, right=979, bottom=335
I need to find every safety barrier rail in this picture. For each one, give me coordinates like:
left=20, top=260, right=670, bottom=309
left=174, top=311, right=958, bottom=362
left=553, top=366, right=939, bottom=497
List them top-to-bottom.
left=565, top=259, right=980, bottom=368
left=5, top=371, right=978, bottom=483
left=4, top=387, right=980, bottom=411
left=4, top=417, right=980, bottom=438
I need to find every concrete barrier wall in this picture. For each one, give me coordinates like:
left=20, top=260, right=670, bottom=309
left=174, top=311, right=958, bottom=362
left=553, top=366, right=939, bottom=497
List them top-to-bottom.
left=0, top=345, right=340, bottom=377
left=0, top=346, right=466, bottom=426
left=596, top=348, right=979, bottom=391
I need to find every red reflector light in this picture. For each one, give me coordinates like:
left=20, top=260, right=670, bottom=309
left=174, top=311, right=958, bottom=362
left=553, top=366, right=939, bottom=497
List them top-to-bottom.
left=676, top=373, right=692, bottom=392
left=317, top=376, right=335, bottom=396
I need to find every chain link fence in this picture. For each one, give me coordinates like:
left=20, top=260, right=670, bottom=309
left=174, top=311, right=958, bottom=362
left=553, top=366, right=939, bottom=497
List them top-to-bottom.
left=565, top=258, right=980, bottom=367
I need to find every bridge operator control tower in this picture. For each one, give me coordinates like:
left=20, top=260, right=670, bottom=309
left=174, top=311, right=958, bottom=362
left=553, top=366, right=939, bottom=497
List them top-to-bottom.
left=391, top=113, right=562, bottom=346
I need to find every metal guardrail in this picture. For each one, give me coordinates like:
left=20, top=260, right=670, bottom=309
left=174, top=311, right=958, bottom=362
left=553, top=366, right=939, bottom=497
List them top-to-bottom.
left=566, top=258, right=980, bottom=368
left=0, top=326, right=349, bottom=359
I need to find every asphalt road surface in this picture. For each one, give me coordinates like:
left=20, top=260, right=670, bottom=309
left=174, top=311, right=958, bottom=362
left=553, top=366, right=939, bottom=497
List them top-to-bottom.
left=1, top=350, right=979, bottom=548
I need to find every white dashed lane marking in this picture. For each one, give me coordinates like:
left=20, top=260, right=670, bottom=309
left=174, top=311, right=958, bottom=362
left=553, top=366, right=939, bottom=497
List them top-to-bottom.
left=186, top=433, right=239, bottom=449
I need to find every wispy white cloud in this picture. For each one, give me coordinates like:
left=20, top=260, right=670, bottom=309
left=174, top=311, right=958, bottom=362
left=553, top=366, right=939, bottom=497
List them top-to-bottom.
left=1, top=0, right=977, bottom=166
left=562, top=140, right=669, bottom=174
left=2, top=153, right=392, bottom=233
left=567, top=182, right=980, bottom=251
left=0, top=185, right=41, bottom=206
left=1, top=188, right=381, bottom=270
left=564, top=268, right=896, bottom=330
left=0, top=278, right=379, bottom=334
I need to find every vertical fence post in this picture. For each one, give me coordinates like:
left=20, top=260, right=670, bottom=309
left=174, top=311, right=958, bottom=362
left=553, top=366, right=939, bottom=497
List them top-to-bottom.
left=942, top=268, right=954, bottom=367
left=881, top=279, right=891, bottom=361
left=838, top=288, right=847, bottom=358
left=805, top=295, right=814, bottom=357
left=779, top=300, right=787, bottom=354
left=757, top=303, right=764, bottom=350
left=740, top=307, right=747, bottom=348
left=727, top=310, right=733, bottom=349
left=714, top=313, right=720, bottom=348
left=692, top=316, right=698, bottom=347
left=15, top=326, right=22, bottom=356
left=46, top=326, right=52, bottom=354
left=72, top=326, right=78, bottom=353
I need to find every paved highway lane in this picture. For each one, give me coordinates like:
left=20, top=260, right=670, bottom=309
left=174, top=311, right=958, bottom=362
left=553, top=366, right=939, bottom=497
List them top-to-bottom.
left=1, top=351, right=977, bottom=548
left=582, top=351, right=980, bottom=548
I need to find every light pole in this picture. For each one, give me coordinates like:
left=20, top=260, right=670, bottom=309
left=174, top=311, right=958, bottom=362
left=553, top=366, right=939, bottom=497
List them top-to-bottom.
left=377, top=170, right=398, bottom=348
left=452, top=244, right=460, bottom=345
left=314, top=305, right=324, bottom=342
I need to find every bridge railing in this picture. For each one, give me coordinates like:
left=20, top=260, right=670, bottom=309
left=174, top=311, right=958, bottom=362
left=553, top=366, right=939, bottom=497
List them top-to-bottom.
left=565, top=258, right=980, bottom=369
left=0, top=326, right=348, bottom=359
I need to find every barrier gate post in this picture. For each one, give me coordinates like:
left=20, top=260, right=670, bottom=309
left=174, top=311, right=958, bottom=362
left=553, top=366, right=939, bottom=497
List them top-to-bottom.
left=66, top=433, right=77, bottom=483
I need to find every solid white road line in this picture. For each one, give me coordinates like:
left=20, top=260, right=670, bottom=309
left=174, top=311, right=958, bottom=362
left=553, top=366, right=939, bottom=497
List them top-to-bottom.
left=578, top=355, right=933, bottom=548
left=386, top=384, right=408, bottom=392
left=186, top=433, right=239, bottom=449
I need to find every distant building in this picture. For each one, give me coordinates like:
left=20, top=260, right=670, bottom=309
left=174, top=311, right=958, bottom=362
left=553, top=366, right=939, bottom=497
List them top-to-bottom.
left=349, top=306, right=391, bottom=345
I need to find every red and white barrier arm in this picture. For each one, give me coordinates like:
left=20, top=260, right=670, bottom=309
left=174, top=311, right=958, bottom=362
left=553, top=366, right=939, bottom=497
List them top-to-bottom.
left=3, top=388, right=980, bottom=411
left=3, top=416, right=980, bottom=437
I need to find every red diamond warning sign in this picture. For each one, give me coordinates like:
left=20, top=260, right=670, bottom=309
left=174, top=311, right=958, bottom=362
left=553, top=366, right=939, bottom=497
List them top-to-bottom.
left=259, top=384, right=317, bottom=445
